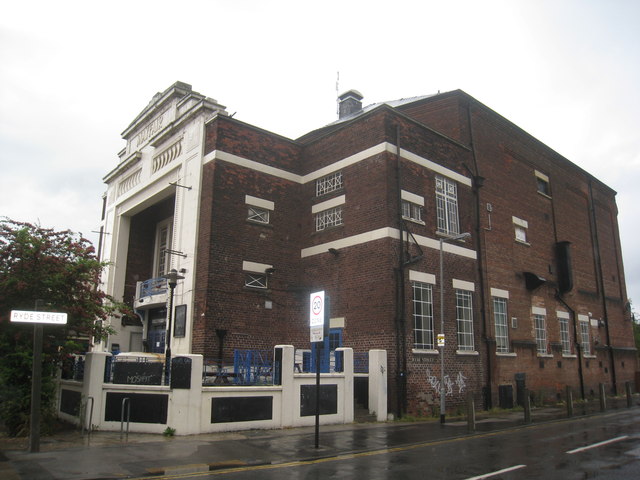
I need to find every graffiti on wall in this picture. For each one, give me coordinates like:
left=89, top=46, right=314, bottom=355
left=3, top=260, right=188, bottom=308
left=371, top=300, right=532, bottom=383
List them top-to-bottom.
left=426, top=369, right=467, bottom=396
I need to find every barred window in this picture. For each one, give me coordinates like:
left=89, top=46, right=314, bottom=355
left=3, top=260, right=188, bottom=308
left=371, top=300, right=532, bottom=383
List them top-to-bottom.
left=316, top=171, right=343, bottom=196
left=435, top=176, right=459, bottom=235
left=247, top=205, right=269, bottom=224
left=315, top=206, right=343, bottom=231
left=245, top=273, right=267, bottom=289
left=412, top=282, right=434, bottom=350
left=456, top=290, right=474, bottom=351
left=493, top=297, right=509, bottom=353
left=534, top=313, right=547, bottom=354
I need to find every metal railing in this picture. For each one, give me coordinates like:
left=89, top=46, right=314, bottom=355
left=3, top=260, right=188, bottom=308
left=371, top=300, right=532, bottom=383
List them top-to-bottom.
left=234, top=349, right=273, bottom=385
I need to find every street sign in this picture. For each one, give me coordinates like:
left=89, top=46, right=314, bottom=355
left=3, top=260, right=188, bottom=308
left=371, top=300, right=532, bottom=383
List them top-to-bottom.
left=309, top=291, right=325, bottom=327
left=11, top=310, right=68, bottom=325
left=437, top=334, right=445, bottom=347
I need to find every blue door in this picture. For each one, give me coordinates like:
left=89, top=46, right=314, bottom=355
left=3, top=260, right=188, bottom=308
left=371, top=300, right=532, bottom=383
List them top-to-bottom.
left=147, top=308, right=167, bottom=353
left=311, top=328, right=343, bottom=373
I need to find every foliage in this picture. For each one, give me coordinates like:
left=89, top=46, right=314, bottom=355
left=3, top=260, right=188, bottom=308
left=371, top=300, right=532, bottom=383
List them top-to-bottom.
left=0, top=218, right=131, bottom=436
left=163, top=426, right=176, bottom=437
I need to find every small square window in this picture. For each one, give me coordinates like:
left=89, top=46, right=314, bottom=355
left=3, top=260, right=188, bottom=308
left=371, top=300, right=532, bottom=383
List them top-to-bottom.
left=316, top=171, right=343, bottom=196
left=535, top=171, right=551, bottom=197
left=537, top=177, right=550, bottom=196
left=402, top=200, right=422, bottom=222
left=248, top=206, right=269, bottom=224
left=315, top=206, right=343, bottom=231
left=513, top=217, right=528, bottom=244
left=245, top=273, right=267, bottom=289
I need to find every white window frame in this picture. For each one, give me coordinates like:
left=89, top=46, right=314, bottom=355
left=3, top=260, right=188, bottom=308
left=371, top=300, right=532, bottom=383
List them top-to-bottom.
left=316, top=171, right=343, bottom=196
left=435, top=176, right=460, bottom=235
left=401, top=190, right=425, bottom=224
left=245, top=195, right=274, bottom=225
left=402, top=201, right=422, bottom=223
left=247, top=205, right=270, bottom=224
left=315, top=206, right=343, bottom=231
left=513, top=216, right=529, bottom=244
left=153, top=217, right=173, bottom=277
left=242, top=260, right=272, bottom=289
left=245, top=272, right=267, bottom=289
left=412, top=282, right=434, bottom=350
left=456, top=289, right=474, bottom=351
left=493, top=297, right=509, bottom=353
left=533, top=310, right=547, bottom=355
left=558, top=311, right=572, bottom=355
left=579, top=315, right=591, bottom=355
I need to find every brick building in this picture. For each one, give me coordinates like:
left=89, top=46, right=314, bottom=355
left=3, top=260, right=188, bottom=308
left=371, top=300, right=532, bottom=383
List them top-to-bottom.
left=97, top=82, right=636, bottom=417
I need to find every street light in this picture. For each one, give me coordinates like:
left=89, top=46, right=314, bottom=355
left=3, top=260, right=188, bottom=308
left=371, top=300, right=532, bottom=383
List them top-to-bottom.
left=439, top=232, right=471, bottom=424
left=162, top=268, right=184, bottom=384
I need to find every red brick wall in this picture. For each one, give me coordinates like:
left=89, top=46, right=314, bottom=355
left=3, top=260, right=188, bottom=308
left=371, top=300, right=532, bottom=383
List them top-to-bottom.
left=190, top=93, right=633, bottom=415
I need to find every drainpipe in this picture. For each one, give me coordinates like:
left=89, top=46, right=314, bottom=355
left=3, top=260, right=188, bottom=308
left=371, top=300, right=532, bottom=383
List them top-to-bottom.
left=465, top=103, right=492, bottom=409
left=394, top=124, right=408, bottom=418
left=587, top=179, right=617, bottom=394
left=556, top=292, right=585, bottom=399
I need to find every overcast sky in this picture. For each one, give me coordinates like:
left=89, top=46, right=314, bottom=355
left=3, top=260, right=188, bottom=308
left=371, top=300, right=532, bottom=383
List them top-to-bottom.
left=1, top=0, right=639, bottom=308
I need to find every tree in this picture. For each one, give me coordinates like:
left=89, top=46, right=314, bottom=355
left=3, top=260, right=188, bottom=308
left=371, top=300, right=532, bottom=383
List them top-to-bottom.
left=0, top=218, right=130, bottom=435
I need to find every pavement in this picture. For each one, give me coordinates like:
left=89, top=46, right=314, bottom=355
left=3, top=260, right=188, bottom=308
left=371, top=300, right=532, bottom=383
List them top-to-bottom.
left=0, top=401, right=636, bottom=480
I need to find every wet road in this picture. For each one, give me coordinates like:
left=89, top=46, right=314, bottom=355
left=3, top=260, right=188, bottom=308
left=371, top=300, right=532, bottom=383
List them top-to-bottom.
left=169, top=411, right=640, bottom=480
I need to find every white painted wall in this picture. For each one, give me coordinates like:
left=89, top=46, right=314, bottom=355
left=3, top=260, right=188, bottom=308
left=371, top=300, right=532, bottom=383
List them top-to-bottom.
left=58, top=348, right=388, bottom=435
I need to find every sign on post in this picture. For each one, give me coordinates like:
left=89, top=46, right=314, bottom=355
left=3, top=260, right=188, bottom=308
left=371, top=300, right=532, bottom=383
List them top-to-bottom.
left=309, top=291, right=325, bottom=343
left=11, top=308, right=67, bottom=453
left=11, top=310, right=68, bottom=325
left=437, top=333, right=445, bottom=347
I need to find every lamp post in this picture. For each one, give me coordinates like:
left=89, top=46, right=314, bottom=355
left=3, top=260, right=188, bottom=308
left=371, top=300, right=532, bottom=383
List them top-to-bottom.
left=439, top=232, right=471, bottom=424
left=162, top=268, right=184, bottom=384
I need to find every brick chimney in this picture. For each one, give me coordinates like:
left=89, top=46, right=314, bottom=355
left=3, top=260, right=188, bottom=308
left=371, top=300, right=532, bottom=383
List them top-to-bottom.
left=338, top=89, right=363, bottom=119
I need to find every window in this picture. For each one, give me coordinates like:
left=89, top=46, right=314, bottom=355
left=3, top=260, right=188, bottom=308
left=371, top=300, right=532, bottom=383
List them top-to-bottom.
left=535, top=170, right=551, bottom=196
left=316, top=171, right=343, bottom=196
left=435, top=176, right=459, bottom=235
left=401, top=190, right=425, bottom=223
left=245, top=195, right=274, bottom=225
left=402, top=201, right=422, bottom=222
left=247, top=205, right=269, bottom=224
left=315, top=206, right=343, bottom=231
left=513, top=217, right=529, bottom=244
left=154, top=218, right=173, bottom=277
left=245, top=272, right=267, bottom=289
left=412, top=282, right=434, bottom=350
left=456, top=290, right=474, bottom=351
left=493, top=297, right=509, bottom=353
left=534, top=313, right=547, bottom=354
left=559, top=314, right=572, bottom=355
left=580, top=317, right=591, bottom=355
